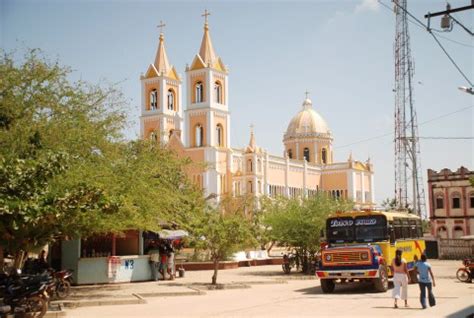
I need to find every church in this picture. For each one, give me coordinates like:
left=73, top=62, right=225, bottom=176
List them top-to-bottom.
left=139, top=13, right=375, bottom=208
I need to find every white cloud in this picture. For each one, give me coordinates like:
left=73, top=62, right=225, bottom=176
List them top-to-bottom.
left=355, top=0, right=380, bottom=13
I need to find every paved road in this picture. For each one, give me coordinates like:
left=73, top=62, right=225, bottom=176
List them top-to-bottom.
left=66, top=260, right=473, bottom=318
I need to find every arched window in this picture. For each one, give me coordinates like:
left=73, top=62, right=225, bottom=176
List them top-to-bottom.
left=214, top=81, right=222, bottom=103
left=195, top=82, right=203, bottom=103
left=150, top=89, right=158, bottom=110
left=167, top=89, right=174, bottom=111
left=195, top=124, right=204, bottom=147
left=216, top=124, right=223, bottom=146
left=169, top=130, right=174, bottom=138
left=150, top=131, right=158, bottom=142
left=303, top=148, right=310, bottom=162
left=322, top=148, right=327, bottom=164
left=288, top=149, right=293, bottom=159
left=247, top=159, right=253, bottom=172
left=248, top=181, right=253, bottom=193
left=451, top=192, right=461, bottom=209
left=470, top=192, right=474, bottom=208
left=435, top=193, right=444, bottom=209
left=437, top=226, right=448, bottom=239
left=453, top=226, right=464, bottom=239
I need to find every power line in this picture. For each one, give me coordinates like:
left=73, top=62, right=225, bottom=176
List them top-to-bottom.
left=387, top=0, right=474, bottom=87
left=378, top=1, right=474, bottom=47
left=335, top=104, right=474, bottom=149
left=418, top=137, right=473, bottom=139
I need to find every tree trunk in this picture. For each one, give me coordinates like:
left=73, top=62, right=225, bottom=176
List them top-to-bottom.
left=266, top=241, right=275, bottom=254
left=0, top=246, right=4, bottom=271
left=13, top=250, right=25, bottom=272
left=211, top=258, right=219, bottom=285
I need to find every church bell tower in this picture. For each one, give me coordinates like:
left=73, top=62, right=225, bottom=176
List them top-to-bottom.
left=140, top=21, right=183, bottom=144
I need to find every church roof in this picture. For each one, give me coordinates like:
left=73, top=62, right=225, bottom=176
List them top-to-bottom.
left=189, top=19, right=227, bottom=72
left=199, top=22, right=217, bottom=66
left=154, top=33, right=171, bottom=75
left=284, top=98, right=331, bottom=139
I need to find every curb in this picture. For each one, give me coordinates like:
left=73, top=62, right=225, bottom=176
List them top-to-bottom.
left=57, top=297, right=144, bottom=308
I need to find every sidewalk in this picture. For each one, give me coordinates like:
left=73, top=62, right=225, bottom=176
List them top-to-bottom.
left=53, top=265, right=301, bottom=308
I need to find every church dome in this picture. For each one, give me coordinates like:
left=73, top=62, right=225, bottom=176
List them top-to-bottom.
left=284, top=98, right=330, bottom=139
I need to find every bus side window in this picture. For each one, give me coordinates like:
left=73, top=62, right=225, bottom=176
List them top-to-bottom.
left=393, top=218, right=402, bottom=240
left=402, top=219, right=410, bottom=238
left=409, top=220, right=417, bottom=238
left=416, top=220, right=423, bottom=238
left=389, top=226, right=396, bottom=244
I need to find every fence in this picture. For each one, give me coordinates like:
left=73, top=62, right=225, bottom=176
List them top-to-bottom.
left=438, top=238, right=474, bottom=259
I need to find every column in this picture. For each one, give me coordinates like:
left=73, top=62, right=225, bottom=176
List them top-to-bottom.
left=264, top=152, right=269, bottom=195
left=285, top=157, right=290, bottom=197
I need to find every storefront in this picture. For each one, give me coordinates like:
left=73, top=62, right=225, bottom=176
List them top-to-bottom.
left=61, top=230, right=153, bottom=285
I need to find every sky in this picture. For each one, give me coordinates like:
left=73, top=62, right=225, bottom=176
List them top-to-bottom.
left=2, top=0, right=473, bottom=207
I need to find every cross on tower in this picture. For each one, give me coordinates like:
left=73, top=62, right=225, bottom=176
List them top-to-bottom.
left=202, top=9, right=211, bottom=24
left=157, top=20, right=166, bottom=34
left=305, top=90, right=310, bottom=99
left=249, top=123, right=254, bottom=132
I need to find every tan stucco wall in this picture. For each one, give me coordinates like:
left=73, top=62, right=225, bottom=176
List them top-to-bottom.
left=267, top=165, right=285, bottom=185
left=321, top=172, right=347, bottom=190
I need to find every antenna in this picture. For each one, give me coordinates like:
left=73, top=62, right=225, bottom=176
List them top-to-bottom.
left=393, top=0, right=426, bottom=217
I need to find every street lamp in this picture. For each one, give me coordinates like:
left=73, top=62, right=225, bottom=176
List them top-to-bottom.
left=458, top=86, right=474, bottom=95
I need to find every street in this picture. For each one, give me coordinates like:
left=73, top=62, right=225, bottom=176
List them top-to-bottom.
left=65, top=260, right=473, bottom=318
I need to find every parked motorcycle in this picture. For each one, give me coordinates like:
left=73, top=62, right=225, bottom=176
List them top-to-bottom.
left=282, top=253, right=297, bottom=274
left=456, top=258, right=473, bottom=283
left=53, top=270, right=73, bottom=299
left=1, top=273, right=50, bottom=318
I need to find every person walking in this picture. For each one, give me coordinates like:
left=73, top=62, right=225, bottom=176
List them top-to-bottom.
left=391, top=249, right=410, bottom=308
left=415, top=254, right=436, bottom=309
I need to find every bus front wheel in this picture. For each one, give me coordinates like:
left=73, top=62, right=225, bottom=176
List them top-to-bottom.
left=373, top=265, right=389, bottom=292
left=320, top=279, right=335, bottom=293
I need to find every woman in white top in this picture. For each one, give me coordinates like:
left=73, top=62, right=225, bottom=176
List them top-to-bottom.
left=391, top=249, right=411, bottom=308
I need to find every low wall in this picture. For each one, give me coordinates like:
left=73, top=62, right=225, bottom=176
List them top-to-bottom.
left=438, top=238, right=474, bottom=260
left=177, top=257, right=283, bottom=271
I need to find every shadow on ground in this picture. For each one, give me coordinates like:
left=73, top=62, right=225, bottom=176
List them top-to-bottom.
left=294, top=281, right=396, bottom=296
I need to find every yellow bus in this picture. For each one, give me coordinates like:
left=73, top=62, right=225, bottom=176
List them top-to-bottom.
left=316, top=210, right=425, bottom=293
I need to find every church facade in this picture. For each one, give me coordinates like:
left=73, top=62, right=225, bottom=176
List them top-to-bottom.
left=139, top=16, right=375, bottom=208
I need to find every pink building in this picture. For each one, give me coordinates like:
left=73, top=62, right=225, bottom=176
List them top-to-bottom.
left=428, top=167, right=474, bottom=238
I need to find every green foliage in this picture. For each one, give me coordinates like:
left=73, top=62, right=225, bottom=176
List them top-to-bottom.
left=0, top=50, right=203, bottom=262
left=262, top=194, right=353, bottom=268
left=381, top=197, right=398, bottom=210
left=190, top=207, right=255, bottom=284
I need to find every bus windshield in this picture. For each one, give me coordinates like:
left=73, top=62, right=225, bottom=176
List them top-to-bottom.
left=354, top=215, right=388, bottom=242
left=326, top=217, right=354, bottom=243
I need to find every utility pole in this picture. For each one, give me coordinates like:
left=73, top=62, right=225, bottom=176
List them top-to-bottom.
left=393, top=0, right=426, bottom=217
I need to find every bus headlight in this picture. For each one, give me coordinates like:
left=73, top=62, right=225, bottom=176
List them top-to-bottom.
left=360, top=253, right=369, bottom=260
left=325, top=254, right=332, bottom=262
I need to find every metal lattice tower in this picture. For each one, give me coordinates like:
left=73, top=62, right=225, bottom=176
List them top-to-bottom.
left=393, top=0, right=426, bottom=217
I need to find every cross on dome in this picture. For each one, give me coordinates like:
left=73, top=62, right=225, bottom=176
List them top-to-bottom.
left=202, top=9, right=211, bottom=24
left=157, top=20, right=166, bottom=34
left=305, top=90, right=310, bottom=99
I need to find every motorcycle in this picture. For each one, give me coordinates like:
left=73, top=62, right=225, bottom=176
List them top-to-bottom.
left=282, top=253, right=297, bottom=274
left=456, top=258, right=473, bottom=283
left=53, top=270, right=73, bottom=299
left=1, top=273, right=50, bottom=318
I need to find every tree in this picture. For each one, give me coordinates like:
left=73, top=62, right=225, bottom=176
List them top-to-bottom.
left=0, top=50, right=203, bottom=268
left=263, top=194, right=353, bottom=273
left=381, top=198, right=398, bottom=210
left=190, top=207, right=255, bottom=285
